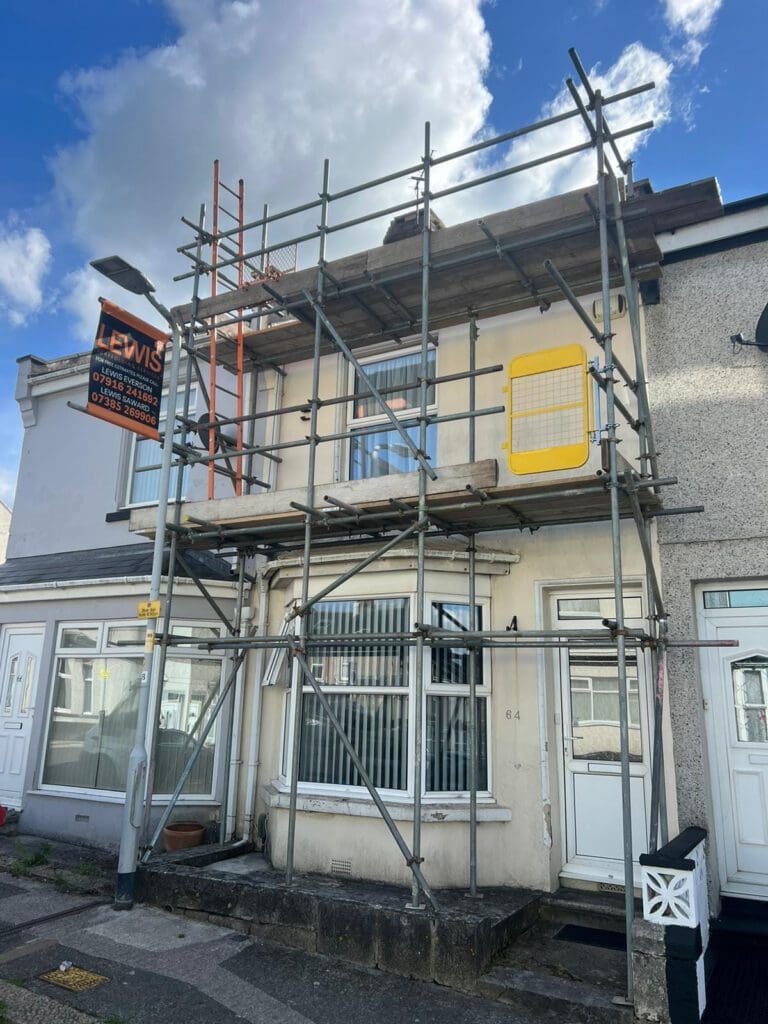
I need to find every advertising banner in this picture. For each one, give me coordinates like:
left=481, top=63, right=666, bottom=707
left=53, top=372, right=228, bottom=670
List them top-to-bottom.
left=87, top=299, right=168, bottom=440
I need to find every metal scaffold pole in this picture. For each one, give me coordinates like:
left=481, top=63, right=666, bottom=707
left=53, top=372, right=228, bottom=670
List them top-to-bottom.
left=595, top=89, right=635, bottom=1008
left=407, top=123, right=432, bottom=911
left=285, top=158, right=330, bottom=885
left=468, top=314, right=479, bottom=898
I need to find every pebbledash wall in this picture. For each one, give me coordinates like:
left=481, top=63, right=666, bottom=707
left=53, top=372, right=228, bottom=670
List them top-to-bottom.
left=645, top=197, right=768, bottom=901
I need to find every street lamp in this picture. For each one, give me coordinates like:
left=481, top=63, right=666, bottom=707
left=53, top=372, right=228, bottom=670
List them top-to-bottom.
left=90, top=255, right=183, bottom=910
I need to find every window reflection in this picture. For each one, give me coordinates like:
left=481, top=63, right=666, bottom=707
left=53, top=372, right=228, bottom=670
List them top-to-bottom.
left=568, top=650, right=642, bottom=762
left=732, top=657, right=768, bottom=744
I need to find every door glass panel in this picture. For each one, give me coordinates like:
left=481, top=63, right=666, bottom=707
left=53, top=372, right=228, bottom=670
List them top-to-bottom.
left=567, top=650, right=642, bottom=762
left=20, top=654, right=36, bottom=713
left=3, top=655, right=18, bottom=713
left=732, top=657, right=768, bottom=744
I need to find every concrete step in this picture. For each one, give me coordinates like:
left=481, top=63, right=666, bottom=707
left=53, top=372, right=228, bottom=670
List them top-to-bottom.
left=539, top=888, right=637, bottom=934
left=477, top=895, right=633, bottom=1024
left=477, top=964, right=631, bottom=1024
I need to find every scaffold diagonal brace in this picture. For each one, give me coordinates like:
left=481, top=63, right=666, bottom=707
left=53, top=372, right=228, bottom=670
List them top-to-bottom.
left=301, top=289, right=438, bottom=480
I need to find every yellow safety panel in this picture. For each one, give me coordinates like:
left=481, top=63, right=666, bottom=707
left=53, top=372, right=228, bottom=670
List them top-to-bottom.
left=502, top=344, right=591, bottom=474
left=138, top=599, right=161, bottom=619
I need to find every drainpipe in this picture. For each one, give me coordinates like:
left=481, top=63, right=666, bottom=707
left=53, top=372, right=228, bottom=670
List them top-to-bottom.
left=223, top=560, right=251, bottom=842
left=242, top=568, right=270, bottom=840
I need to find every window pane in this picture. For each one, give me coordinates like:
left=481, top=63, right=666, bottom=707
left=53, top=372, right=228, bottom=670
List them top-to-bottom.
left=353, top=350, right=435, bottom=420
left=129, top=390, right=195, bottom=504
left=350, top=420, right=436, bottom=480
left=705, top=589, right=768, bottom=609
left=557, top=596, right=643, bottom=620
left=307, top=599, right=409, bottom=687
left=431, top=602, right=482, bottom=686
left=172, top=624, right=222, bottom=639
left=106, top=625, right=146, bottom=648
left=60, top=627, right=98, bottom=650
left=568, top=650, right=642, bottom=762
left=3, top=655, right=18, bottom=713
left=20, top=655, right=36, bottom=713
left=42, top=655, right=220, bottom=794
left=43, top=657, right=142, bottom=790
left=732, top=657, right=768, bottom=743
left=154, top=658, right=220, bottom=795
left=299, top=692, right=408, bottom=790
left=426, top=696, right=488, bottom=792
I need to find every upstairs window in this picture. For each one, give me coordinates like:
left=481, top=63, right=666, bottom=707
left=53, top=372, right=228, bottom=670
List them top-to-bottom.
left=349, top=349, right=436, bottom=480
left=127, top=388, right=196, bottom=506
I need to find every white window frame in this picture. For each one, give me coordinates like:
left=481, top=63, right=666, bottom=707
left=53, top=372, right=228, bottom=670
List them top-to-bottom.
left=346, top=345, right=438, bottom=482
left=124, top=386, right=197, bottom=509
left=278, top=591, right=493, bottom=802
left=423, top=594, right=493, bottom=800
left=38, top=618, right=225, bottom=803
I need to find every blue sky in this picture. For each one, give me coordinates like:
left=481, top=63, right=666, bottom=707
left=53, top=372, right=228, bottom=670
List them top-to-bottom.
left=0, top=0, right=760, bottom=506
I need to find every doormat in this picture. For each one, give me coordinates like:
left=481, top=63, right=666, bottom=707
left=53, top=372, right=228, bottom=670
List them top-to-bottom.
left=554, top=924, right=626, bottom=951
left=40, top=966, right=108, bottom=992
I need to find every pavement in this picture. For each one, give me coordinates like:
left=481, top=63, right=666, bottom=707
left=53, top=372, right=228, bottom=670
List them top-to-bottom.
left=0, top=866, right=539, bottom=1024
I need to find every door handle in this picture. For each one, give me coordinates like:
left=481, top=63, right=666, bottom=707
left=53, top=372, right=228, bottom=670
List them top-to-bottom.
left=564, top=734, right=584, bottom=742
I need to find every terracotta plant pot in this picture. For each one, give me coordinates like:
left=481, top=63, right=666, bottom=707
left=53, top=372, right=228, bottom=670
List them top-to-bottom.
left=163, top=821, right=205, bottom=852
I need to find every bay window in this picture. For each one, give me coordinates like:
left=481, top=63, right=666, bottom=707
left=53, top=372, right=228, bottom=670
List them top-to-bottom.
left=350, top=349, right=437, bottom=480
left=286, top=595, right=490, bottom=798
left=42, top=620, right=224, bottom=796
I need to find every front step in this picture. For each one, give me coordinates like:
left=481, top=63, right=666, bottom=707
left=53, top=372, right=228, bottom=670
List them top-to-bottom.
left=539, top=887, right=638, bottom=933
left=477, top=889, right=633, bottom=1024
left=478, top=964, right=630, bottom=1024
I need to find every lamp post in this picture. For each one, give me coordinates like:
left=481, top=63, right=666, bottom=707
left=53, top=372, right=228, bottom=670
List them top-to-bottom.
left=90, top=256, right=183, bottom=910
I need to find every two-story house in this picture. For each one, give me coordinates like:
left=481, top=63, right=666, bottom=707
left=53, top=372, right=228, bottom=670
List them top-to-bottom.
left=120, top=175, right=725, bottom=904
left=0, top=349, right=239, bottom=846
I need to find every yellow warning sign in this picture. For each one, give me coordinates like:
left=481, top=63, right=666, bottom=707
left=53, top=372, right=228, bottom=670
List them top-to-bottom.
left=138, top=600, right=161, bottom=619
left=40, top=966, right=108, bottom=992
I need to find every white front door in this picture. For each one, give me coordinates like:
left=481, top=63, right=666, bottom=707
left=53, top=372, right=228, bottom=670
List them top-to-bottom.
left=698, top=586, right=768, bottom=899
left=554, top=593, right=651, bottom=885
left=0, top=627, right=44, bottom=808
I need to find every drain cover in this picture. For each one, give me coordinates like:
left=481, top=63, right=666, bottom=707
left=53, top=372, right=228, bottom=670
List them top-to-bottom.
left=40, top=966, right=108, bottom=992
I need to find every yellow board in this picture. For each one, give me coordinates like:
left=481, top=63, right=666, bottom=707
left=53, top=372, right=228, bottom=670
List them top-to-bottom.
left=502, top=344, right=591, bottom=474
left=138, top=599, right=161, bottom=619
left=40, top=966, right=109, bottom=992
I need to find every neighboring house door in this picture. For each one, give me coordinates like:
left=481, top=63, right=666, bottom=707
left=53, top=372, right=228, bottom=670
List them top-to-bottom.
left=698, top=585, right=768, bottom=899
left=553, top=592, right=651, bottom=885
left=0, top=626, right=44, bottom=809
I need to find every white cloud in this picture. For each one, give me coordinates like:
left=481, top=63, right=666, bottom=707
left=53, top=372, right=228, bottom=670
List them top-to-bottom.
left=54, top=0, right=493, bottom=334
left=662, top=0, right=723, bottom=65
left=663, top=0, right=722, bottom=36
left=53, top=2, right=677, bottom=343
left=435, top=43, right=672, bottom=225
left=0, top=223, right=52, bottom=326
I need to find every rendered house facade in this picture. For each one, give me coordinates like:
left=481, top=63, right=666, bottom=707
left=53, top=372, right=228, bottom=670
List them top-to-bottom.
left=120, top=176, right=725, bottom=901
left=0, top=350, right=239, bottom=846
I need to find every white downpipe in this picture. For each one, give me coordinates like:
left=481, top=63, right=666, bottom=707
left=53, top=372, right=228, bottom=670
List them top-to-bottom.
left=242, top=569, right=270, bottom=840
left=225, top=608, right=249, bottom=841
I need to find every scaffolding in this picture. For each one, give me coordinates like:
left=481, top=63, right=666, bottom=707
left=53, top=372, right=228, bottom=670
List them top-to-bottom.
left=129, top=49, right=729, bottom=1005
